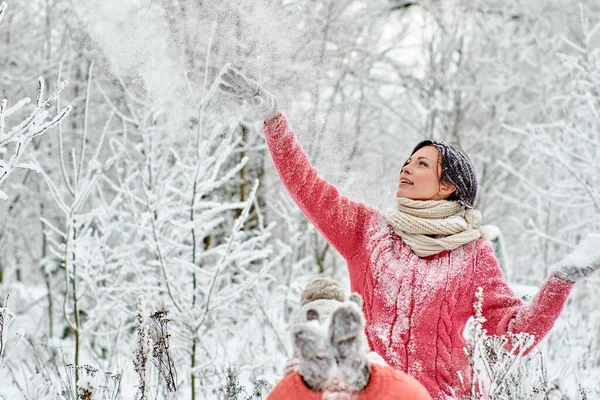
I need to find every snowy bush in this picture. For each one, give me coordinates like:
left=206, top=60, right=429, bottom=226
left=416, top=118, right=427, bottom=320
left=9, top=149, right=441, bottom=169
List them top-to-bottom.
left=462, top=287, right=591, bottom=400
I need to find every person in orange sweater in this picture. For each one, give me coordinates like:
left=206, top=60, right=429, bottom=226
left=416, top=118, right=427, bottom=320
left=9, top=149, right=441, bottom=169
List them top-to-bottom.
left=267, top=278, right=432, bottom=400
left=269, top=364, right=431, bottom=400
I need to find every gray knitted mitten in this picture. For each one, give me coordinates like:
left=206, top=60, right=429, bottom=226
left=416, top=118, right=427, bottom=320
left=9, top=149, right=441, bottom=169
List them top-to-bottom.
left=219, top=66, right=279, bottom=121
left=551, top=233, right=600, bottom=282
left=329, top=302, right=371, bottom=392
left=293, top=323, right=334, bottom=391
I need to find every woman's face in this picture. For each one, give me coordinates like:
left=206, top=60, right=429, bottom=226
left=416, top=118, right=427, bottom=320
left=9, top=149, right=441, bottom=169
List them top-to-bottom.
left=396, top=145, right=456, bottom=200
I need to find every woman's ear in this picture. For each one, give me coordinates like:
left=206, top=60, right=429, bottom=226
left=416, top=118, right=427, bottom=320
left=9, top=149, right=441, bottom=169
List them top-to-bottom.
left=439, top=181, right=457, bottom=198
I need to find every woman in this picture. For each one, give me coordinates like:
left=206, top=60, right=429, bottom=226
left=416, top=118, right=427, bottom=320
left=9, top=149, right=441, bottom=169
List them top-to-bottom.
left=218, top=66, right=600, bottom=399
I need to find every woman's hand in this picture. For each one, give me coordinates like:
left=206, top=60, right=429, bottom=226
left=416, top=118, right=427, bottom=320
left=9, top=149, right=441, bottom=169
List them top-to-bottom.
left=218, top=65, right=279, bottom=121
left=551, top=233, right=600, bottom=282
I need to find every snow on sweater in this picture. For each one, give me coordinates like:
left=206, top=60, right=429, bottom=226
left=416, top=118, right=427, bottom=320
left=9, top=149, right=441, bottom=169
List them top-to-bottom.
left=263, top=113, right=575, bottom=399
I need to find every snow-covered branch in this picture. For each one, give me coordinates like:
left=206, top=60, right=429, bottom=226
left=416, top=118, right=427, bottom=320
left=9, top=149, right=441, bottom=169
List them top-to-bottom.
left=0, top=75, right=71, bottom=199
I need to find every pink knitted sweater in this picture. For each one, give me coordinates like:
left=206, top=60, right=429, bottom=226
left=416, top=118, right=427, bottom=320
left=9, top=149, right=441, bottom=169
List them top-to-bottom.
left=263, top=113, right=574, bottom=399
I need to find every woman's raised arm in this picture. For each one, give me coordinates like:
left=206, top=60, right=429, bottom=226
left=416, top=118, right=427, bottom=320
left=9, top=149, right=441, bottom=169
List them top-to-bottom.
left=219, top=66, right=374, bottom=260
left=262, top=113, right=373, bottom=259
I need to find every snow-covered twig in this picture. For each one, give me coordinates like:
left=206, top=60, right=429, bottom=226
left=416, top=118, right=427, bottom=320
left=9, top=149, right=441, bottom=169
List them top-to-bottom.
left=0, top=2, right=7, bottom=26
left=77, top=61, right=94, bottom=189
left=56, top=63, right=75, bottom=197
left=0, top=76, right=71, bottom=199
left=196, top=179, right=260, bottom=331
left=143, top=181, right=183, bottom=313
left=463, top=286, right=487, bottom=398
left=134, top=297, right=151, bottom=400
left=0, top=298, right=15, bottom=366
left=149, top=310, right=177, bottom=393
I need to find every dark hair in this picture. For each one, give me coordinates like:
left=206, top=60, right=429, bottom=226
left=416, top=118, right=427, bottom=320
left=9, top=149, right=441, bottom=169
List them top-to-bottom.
left=409, top=139, right=478, bottom=208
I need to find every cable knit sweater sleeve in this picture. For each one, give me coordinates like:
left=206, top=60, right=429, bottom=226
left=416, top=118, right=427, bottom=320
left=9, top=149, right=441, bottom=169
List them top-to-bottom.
left=262, top=113, right=372, bottom=261
left=473, top=240, right=574, bottom=348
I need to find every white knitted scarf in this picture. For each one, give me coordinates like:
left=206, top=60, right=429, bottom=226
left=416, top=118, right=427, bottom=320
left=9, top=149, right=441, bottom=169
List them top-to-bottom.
left=385, top=197, right=482, bottom=257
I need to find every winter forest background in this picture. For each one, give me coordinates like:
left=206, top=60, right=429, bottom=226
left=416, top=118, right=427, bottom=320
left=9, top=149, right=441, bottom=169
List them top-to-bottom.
left=1, top=0, right=600, bottom=398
